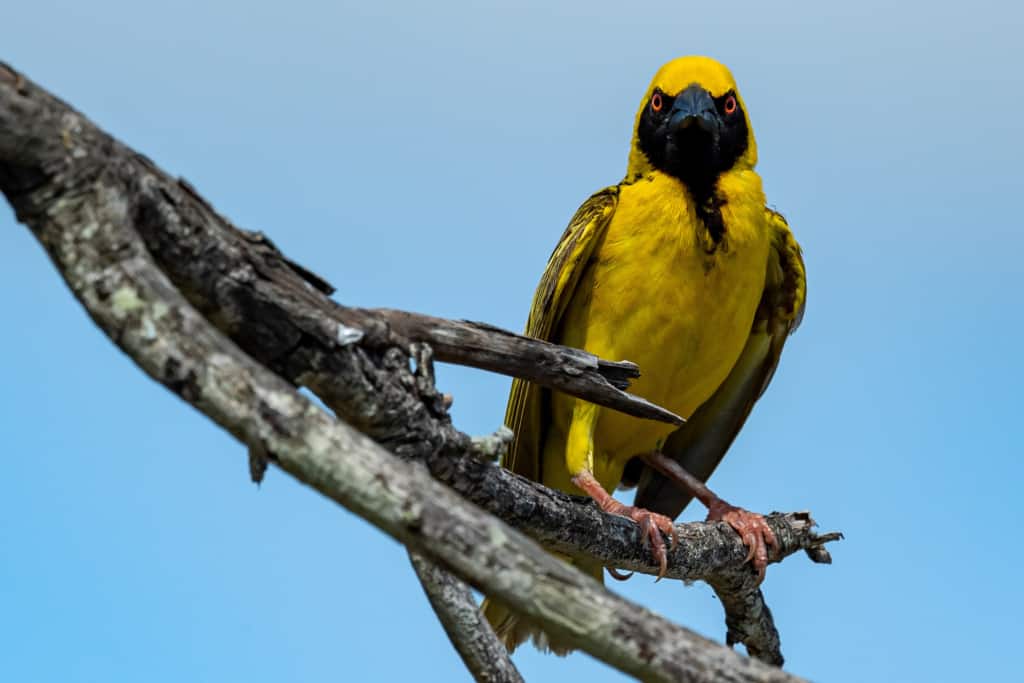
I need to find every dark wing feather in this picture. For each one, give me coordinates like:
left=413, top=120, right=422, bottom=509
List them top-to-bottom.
left=503, top=187, right=619, bottom=481
left=634, top=209, right=806, bottom=518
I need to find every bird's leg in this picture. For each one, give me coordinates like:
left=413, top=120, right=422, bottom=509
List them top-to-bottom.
left=641, top=450, right=776, bottom=582
left=571, top=470, right=678, bottom=580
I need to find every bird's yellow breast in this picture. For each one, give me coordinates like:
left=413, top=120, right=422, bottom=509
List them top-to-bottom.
left=547, top=171, right=770, bottom=491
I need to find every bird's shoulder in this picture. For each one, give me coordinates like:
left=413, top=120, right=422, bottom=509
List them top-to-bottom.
left=502, top=185, right=619, bottom=478
left=522, top=186, right=619, bottom=340
left=758, top=208, right=806, bottom=336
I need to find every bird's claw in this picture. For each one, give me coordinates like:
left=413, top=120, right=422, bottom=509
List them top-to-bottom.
left=571, top=471, right=677, bottom=580
left=707, top=502, right=776, bottom=582
left=612, top=504, right=677, bottom=580
left=606, top=566, right=634, bottom=581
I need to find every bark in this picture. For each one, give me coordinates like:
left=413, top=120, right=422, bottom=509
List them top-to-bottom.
left=0, top=61, right=839, bottom=679
left=410, top=552, right=525, bottom=683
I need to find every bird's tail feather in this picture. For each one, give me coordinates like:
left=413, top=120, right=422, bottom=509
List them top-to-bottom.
left=480, top=554, right=603, bottom=656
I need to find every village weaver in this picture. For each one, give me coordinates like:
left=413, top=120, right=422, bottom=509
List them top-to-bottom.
left=482, top=56, right=806, bottom=654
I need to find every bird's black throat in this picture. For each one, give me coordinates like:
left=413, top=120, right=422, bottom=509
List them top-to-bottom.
left=635, top=85, right=749, bottom=245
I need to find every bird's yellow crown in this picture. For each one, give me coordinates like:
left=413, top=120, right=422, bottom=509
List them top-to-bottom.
left=627, top=56, right=758, bottom=178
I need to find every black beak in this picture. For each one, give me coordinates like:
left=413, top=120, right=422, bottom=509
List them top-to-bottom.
left=668, top=84, right=721, bottom=139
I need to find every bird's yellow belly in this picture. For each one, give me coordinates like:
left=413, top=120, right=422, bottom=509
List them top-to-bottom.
left=547, top=198, right=769, bottom=491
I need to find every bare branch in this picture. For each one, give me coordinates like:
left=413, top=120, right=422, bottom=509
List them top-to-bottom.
left=0, top=62, right=839, bottom=677
left=366, top=308, right=684, bottom=425
left=410, top=552, right=524, bottom=683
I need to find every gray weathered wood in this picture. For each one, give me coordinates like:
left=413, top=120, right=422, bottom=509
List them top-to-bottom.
left=110, top=154, right=683, bottom=427
left=367, top=309, right=684, bottom=425
left=410, top=552, right=525, bottom=683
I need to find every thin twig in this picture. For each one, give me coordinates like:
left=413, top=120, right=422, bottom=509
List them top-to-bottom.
left=366, top=308, right=684, bottom=425
left=410, top=552, right=524, bottom=683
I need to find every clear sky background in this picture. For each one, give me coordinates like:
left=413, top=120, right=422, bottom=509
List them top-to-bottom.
left=2, top=1, right=1021, bottom=681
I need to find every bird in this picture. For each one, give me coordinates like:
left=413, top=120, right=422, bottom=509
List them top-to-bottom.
left=481, top=56, right=806, bottom=654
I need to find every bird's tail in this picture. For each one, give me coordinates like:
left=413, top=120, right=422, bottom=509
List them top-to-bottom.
left=480, top=554, right=603, bottom=655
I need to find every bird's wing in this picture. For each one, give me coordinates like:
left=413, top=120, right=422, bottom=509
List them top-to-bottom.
left=503, top=187, right=620, bottom=481
left=634, top=208, right=806, bottom=519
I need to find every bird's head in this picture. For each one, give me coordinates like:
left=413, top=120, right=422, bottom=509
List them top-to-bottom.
left=628, top=56, right=757, bottom=195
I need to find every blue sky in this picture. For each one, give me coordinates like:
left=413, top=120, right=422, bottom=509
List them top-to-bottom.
left=1, top=1, right=1021, bottom=681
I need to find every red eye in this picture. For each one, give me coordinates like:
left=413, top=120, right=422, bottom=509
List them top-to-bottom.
left=651, top=92, right=663, bottom=112
left=723, top=95, right=738, bottom=115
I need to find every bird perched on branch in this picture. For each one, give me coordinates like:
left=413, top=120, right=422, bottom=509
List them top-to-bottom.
left=482, top=56, right=805, bottom=654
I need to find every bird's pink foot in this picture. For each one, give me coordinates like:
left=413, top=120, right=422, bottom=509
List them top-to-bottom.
left=572, top=472, right=678, bottom=580
left=706, top=501, right=777, bottom=582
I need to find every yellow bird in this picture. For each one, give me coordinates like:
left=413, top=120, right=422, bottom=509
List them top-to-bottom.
left=482, top=56, right=806, bottom=654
